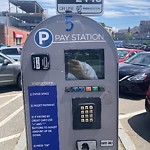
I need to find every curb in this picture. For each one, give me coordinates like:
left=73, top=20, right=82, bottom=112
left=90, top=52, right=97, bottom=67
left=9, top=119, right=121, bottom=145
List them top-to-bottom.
left=119, top=121, right=136, bottom=150
left=14, top=128, right=26, bottom=150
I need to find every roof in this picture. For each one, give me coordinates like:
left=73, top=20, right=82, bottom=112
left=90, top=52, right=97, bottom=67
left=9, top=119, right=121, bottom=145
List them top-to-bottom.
left=9, top=0, right=44, bottom=13
left=9, top=13, right=44, bottom=23
left=117, top=48, right=144, bottom=52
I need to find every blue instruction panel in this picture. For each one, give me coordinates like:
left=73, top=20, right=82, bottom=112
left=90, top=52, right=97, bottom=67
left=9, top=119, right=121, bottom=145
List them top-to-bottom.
left=28, top=86, right=59, bottom=150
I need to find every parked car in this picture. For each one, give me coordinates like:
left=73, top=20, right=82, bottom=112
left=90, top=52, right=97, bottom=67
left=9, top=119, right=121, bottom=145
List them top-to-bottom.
left=0, top=43, right=5, bottom=48
left=124, top=44, right=143, bottom=49
left=140, top=45, right=150, bottom=51
left=0, top=46, right=22, bottom=61
left=117, top=48, right=144, bottom=63
left=0, top=52, right=21, bottom=89
left=119, top=52, right=150, bottom=95
left=145, top=85, right=150, bottom=115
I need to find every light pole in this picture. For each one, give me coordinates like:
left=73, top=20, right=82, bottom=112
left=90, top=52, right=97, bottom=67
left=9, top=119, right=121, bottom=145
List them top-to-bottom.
left=6, top=6, right=13, bottom=46
left=6, top=11, right=9, bottom=46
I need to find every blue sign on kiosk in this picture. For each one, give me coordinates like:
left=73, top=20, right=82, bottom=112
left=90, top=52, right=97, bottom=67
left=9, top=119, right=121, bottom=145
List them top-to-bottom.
left=22, top=11, right=118, bottom=150
left=34, top=28, right=53, bottom=48
left=28, top=86, right=59, bottom=149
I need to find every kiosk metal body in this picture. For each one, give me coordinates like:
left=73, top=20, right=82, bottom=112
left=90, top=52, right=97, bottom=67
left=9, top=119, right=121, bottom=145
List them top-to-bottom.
left=22, top=14, right=118, bottom=150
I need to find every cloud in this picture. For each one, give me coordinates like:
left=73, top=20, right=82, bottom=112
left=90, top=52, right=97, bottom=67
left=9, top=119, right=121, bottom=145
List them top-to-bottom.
left=3, top=0, right=150, bottom=20
left=38, top=0, right=150, bottom=18
left=104, top=0, right=150, bottom=18
left=1, top=1, right=10, bottom=11
left=103, top=10, right=125, bottom=18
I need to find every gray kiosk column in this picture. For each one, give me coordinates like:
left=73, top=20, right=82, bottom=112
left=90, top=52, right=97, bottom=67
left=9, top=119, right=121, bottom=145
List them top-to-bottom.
left=22, top=14, right=118, bottom=150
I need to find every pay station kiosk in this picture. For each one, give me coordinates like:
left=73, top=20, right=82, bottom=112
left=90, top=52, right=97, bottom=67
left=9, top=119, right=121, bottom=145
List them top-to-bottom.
left=22, top=13, right=118, bottom=150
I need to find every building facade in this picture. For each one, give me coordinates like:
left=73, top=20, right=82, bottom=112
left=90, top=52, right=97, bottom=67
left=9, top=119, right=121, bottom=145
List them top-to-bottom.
left=0, top=0, right=46, bottom=46
left=8, top=0, right=46, bottom=31
left=140, top=21, right=150, bottom=34
left=0, top=24, right=30, bottom=46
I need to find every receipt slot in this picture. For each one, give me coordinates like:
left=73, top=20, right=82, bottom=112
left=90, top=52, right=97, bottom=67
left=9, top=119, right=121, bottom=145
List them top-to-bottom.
left=22, top=14, right=118, bottom=150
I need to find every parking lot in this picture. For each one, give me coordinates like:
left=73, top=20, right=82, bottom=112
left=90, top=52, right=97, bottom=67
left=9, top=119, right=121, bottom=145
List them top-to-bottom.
left=0, top=86, right=150, bottom=150
left=0, top=86, right=24, bottom=150
left=119, top=92, right=150, bottom=150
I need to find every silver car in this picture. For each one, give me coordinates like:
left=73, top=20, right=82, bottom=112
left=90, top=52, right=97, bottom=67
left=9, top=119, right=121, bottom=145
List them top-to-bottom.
left=0, top=52, right=21, bottom=89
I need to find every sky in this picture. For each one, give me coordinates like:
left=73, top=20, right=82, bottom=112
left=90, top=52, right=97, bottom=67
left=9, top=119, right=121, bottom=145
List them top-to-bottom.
left=1, top=0, right=150, bottom=30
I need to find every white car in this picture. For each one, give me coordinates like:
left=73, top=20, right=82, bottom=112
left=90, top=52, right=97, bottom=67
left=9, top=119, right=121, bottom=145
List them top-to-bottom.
left=0, top=46, right=22, bottom=61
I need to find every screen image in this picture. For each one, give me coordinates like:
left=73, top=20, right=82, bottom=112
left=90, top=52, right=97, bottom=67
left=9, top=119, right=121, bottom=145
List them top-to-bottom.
left=64, top=49, right=104, bottom=80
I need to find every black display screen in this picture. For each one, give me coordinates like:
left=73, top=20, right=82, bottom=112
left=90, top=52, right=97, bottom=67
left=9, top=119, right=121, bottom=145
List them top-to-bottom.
left=64, top=49, right=104, bottom=80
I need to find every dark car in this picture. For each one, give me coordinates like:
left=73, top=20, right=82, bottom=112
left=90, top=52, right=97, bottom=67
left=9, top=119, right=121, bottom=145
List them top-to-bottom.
left=140, top=45, right=150, bottom=51
left=0, top=46, right=22, bottom=61
left=117, top=48, right=144, bottom=63
left=0, top=52, right=21, bottom=89
left=119, top=52, right=150, bottom=95
left=145, top=85, right=150, bottom=115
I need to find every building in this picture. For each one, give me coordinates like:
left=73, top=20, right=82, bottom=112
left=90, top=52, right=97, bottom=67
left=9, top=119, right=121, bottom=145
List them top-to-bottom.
left=0, top=0, right=46, bottom=46
left=8, top=0, right=46, bottom=31
left=114, top=21, right=150, bottom=45
left=139, top=21, right=150, bottom=34
left=0, top=24, right=29, bottom=46
left=104, top=26, right=113, bottom=36
left=118, top=26, right=139, bottom=34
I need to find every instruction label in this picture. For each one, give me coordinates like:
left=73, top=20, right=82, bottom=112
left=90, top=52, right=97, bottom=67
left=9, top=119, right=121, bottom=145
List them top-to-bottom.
left=28, top=86, right=59, bottom=150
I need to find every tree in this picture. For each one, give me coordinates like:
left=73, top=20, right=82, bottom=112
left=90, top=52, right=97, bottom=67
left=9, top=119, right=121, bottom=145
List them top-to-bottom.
left=99, top=22, right=105, bottom=27
left=128, top=27, right=131, bottom=33
left=124, top=32, right=132, bottom=43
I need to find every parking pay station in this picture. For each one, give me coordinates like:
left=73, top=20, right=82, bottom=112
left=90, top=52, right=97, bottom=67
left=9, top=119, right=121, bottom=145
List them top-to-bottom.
left=22, top=13, right=118, bottom=150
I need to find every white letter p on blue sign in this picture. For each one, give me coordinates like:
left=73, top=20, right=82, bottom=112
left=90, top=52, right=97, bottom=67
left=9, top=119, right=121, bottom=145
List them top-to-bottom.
left=34, top=28, right=53, bottom=48
left=39, top=31, right=49, bottom=45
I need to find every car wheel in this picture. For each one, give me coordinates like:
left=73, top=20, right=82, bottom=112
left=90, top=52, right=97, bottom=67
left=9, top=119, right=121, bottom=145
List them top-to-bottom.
left=17, top=75, right=22, bottom=90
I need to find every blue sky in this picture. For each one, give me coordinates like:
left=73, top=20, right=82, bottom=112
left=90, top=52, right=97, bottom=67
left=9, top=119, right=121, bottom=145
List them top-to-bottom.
left=2, top=0, right=150, bottom=30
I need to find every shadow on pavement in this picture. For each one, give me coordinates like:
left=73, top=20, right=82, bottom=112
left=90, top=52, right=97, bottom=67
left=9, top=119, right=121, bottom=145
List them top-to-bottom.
left=0, top=85, right=21, bottom=94
left=119, top=92, right=145, bottom=100
left=128, top=112, right=150, bottom=143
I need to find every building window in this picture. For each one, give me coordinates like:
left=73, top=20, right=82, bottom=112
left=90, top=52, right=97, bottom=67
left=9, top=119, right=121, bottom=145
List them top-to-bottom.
left=15, top=38, right=22, bottom=45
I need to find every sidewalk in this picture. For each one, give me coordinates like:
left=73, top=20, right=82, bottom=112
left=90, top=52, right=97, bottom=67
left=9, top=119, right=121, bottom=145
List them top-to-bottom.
left=14, top=129, right=126, bottom=150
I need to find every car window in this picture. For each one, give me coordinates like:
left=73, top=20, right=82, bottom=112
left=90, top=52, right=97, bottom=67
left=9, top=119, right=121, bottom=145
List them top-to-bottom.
left=2, top=48, right=19, bottom=55
left=18, top=48, right=22, bottom=54
left=19, top=48, right=22, bottom=51
left=118, top=50, right=129, bottom=59
left=129, top=52, right=136, bottom=58
left=125, top=53, right=150, bottom=66
left=0, top=55, right=4, bottom=63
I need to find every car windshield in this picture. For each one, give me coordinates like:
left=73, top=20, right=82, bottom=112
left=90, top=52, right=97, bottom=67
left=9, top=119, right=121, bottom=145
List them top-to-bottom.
left=2, top=48, right=20, bottom=55
left=118, top=50, right=129, bottom=59
left=125, top=53, right=150, bottom=66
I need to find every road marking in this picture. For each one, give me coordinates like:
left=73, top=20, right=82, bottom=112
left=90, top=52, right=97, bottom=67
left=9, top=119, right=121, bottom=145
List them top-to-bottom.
left=0, top=93, right=22, bottom=109
left=0, top=93, right=21, bottom=98
left=0, top=106, right=23, bottom=128
left=119, top=109, right=146, bottom=119
left=0, top=133, right=21, bottom=143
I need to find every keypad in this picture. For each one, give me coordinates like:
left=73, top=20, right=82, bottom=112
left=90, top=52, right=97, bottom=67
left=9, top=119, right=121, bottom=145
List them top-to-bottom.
left=72, top=97, right=101, bottom=129
left=80, top=104, right=94, bottom=123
